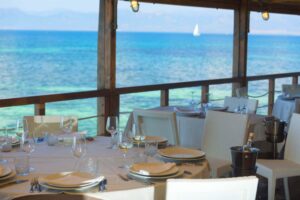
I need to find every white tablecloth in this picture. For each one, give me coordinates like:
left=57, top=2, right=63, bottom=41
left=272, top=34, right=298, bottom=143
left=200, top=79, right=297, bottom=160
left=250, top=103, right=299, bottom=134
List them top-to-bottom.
left=272, top=96, right=296, bottom=123
left=0, top=137, right=210, bottom=200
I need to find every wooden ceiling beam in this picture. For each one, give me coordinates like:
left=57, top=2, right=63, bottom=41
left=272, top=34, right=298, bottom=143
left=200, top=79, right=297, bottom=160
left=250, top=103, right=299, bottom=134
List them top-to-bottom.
left=138, top=0, right=240, bottom=10
left=249, top=2, right=300, bottom=15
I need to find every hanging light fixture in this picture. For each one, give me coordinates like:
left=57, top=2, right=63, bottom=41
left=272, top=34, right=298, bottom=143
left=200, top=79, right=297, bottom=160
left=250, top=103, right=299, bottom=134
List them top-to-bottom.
left=130, top=0, right=139, bottom=12
left=261, top=11, right=270, bottom=21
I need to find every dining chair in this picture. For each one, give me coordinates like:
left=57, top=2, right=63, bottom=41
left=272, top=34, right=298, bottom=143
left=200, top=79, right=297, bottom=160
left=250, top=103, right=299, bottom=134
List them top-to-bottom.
left=224, top=96, right=258, bottom=114
left=133, top=109, right=180, bottom=145
left=201, top=110, right=249, bottom=177
left=256, top=113, right=300, bottom=200
left=24, top=115, right=78, bottom=137
left=166, top=176, right=258, bottom=200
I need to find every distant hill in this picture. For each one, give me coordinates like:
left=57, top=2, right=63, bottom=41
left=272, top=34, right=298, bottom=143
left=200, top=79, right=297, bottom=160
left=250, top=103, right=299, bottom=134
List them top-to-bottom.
left=0, top=8, right=299, bottom=35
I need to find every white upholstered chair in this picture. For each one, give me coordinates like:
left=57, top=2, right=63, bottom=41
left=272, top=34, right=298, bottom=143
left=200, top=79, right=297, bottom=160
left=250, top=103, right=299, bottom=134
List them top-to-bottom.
left=224, top=96, right=258, bottom=114
left=133, top=109, right=179, bottom=145
left=201, top=110, right=249, bottom=177
left=256, top=113, right=300, bottom=200
left=24, top=116, right=78, bottom=137
left=166, top=176, right=258, bottom=200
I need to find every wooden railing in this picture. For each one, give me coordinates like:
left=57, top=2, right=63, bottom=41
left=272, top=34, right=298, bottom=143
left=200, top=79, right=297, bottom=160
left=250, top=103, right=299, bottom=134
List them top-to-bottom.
left=0, top=72, right=299, bottom=127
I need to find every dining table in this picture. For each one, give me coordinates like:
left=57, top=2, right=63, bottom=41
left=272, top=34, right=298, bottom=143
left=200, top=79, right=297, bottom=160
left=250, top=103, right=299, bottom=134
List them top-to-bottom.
left=272, top=95, right=299, bottom=123
left=0, top=136, right=210, bottom=200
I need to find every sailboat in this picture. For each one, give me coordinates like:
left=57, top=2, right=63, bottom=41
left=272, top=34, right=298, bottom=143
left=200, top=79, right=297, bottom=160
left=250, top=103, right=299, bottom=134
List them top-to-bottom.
left=193, top=24, right=200, bottom=37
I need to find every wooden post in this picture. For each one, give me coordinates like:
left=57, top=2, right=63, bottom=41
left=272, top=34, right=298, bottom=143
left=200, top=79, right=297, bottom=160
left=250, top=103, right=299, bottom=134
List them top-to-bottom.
left=97, top=0, right=118, bottom=135
left=232, top=0, right=249, bottom=96
left=292, top=75, right=298, bottom=85
left=268, top=78, right=275, bottom=115
left=201, top=85, right=209, bottom=103
left=160, top=90, right=169, bottom=107
left=34, top=103, right=45, bottom=115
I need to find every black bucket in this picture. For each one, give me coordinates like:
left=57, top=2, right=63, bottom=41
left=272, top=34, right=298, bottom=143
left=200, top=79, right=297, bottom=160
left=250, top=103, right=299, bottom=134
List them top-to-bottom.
left=231, top=146, right=259, bottom=177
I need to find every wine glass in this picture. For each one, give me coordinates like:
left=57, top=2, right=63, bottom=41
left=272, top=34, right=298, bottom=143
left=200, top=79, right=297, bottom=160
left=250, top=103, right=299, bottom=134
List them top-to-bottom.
left=32, top=116, right=47, bottom=144
left=60, top=116, right=75, bottom=134
left=106, top=116, right=119, bottom=149
left=0, top=126, right=9, bottom=163
left=21, top=130, right=35, bottom=172
left=118, top=131, right=133, bottom=168
left=71, top=132, right=87, bottom=170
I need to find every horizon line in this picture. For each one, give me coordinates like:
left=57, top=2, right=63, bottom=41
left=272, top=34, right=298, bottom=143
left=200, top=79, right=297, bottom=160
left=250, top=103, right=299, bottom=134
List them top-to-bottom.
left=0, top=29, right=300, bottom=37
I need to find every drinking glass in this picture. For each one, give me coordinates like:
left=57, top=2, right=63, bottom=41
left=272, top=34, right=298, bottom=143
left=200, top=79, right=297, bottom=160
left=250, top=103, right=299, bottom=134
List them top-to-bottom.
left=106, top=116, right=119, bottom=149
left=118, top=131, right=133, bottom=168
left=71, top=132, right=87, bottom=170
left=144, top=140, right=158, bottom=159
left=14, top=154, right=30, bottom=176
left=77, top=157, right=100, bottom=176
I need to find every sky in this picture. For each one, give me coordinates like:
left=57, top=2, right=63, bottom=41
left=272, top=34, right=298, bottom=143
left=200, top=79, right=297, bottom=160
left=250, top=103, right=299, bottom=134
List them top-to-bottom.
left=0, top=0, right=300, bottom=35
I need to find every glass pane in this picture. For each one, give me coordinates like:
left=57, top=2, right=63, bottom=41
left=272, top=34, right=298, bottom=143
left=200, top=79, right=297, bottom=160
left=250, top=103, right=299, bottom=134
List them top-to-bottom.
left=0, top=0, right=99, bottom=98
left=117, top=2, right=234, bottom=87
left=248, top=12, right=300, bottom=76
left=248, top=80, right=269, bottom=115
left=169, top=87, right=201, bottom=107
left=120, top=91, right=160, bottom=129
left=46, top=98, right=97, bottom=136
left=0, top=105, right=34, bottom=128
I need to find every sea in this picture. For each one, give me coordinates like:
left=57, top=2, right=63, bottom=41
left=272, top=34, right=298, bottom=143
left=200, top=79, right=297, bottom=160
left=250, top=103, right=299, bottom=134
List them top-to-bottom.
left=1, top=30, right=300, bottom=135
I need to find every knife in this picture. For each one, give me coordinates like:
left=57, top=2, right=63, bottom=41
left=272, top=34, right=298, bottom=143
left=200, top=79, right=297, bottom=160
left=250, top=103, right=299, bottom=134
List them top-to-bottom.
left=0, top=179, right=28, bottom=188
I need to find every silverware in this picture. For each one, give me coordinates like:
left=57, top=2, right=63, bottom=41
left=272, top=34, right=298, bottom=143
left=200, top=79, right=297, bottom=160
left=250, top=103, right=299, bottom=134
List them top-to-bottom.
left=184, top=170, right=192, bottom=175
left=118, top=174, right=130, bottom=181
left=30, top=178, right=35, bottom=192
left=0, top=179, right=28, bottom=188
left=98, top=179, right=107, bottom=192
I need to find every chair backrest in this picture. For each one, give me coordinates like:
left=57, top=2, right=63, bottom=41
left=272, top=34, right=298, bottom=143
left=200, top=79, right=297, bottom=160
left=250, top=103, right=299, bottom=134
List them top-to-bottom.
left=282, top=84, right=300, bottom=97
left=236, top=87, right=248, bottom=98
left=224, top=96, right=258, bottom=114
left=294, top=99, right=300, bottom=114
left=133, top=109, right=179, bottom=145
left=202, top=110, right=249, bottom=161
left=285, top=113, right=300, bottom=163
left=24, top=116, right=78, bottom=137
left=166, top=176, right=258, bottom=200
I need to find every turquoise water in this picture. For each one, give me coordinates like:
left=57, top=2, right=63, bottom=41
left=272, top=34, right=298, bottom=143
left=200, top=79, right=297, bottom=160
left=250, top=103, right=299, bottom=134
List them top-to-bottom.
left=0, top=30, right=300, bottom=134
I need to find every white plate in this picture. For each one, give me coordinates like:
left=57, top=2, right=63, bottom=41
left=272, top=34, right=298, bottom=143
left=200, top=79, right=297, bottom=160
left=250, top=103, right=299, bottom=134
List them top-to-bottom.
left=208, top=106, right=228, bottom=111
left=133, top=136, right=167, bottom=146
left=158, top=147, right=205, bottom=159
left=130, top=162, right=178, bottom=177
left=0, top=165, right=12, bottom=178
left=128, top=169, right=184, bottom=181
left=0, top=170, right=16, bottom=181
left=39, top=172, right=104, bottom=188
left=40, top=180, right=100, bottom=191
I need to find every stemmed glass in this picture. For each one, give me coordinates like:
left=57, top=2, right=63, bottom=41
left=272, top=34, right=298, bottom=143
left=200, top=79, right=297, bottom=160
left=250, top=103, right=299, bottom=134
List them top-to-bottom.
left=32, top=116, right=47, bottom=144
left=106, top=116, right=119, bottom=149
left=60, top=117, right=75, bottom=134
left=21, top=127, right=35, bottom=172
left=118, top=131, right=133, bottom=168
left=71, top=132, right=87, bottom=170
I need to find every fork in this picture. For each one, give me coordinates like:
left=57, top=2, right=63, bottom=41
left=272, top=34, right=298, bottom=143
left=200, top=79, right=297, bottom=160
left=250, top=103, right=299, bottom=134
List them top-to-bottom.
left=32, top=176, right=42, bottom=192
left=29, top=178, right=36, bottom=193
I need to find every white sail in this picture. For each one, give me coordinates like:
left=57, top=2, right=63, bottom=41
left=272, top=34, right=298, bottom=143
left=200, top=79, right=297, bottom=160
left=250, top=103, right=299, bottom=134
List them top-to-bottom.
left=193, top=24, right=200, bottom=37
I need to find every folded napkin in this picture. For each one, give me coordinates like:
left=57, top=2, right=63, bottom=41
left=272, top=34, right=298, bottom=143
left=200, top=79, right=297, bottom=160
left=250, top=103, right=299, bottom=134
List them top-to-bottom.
left=131, top=162, right=176, bottom=176
left=40, top=172, right=103, bottom=187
